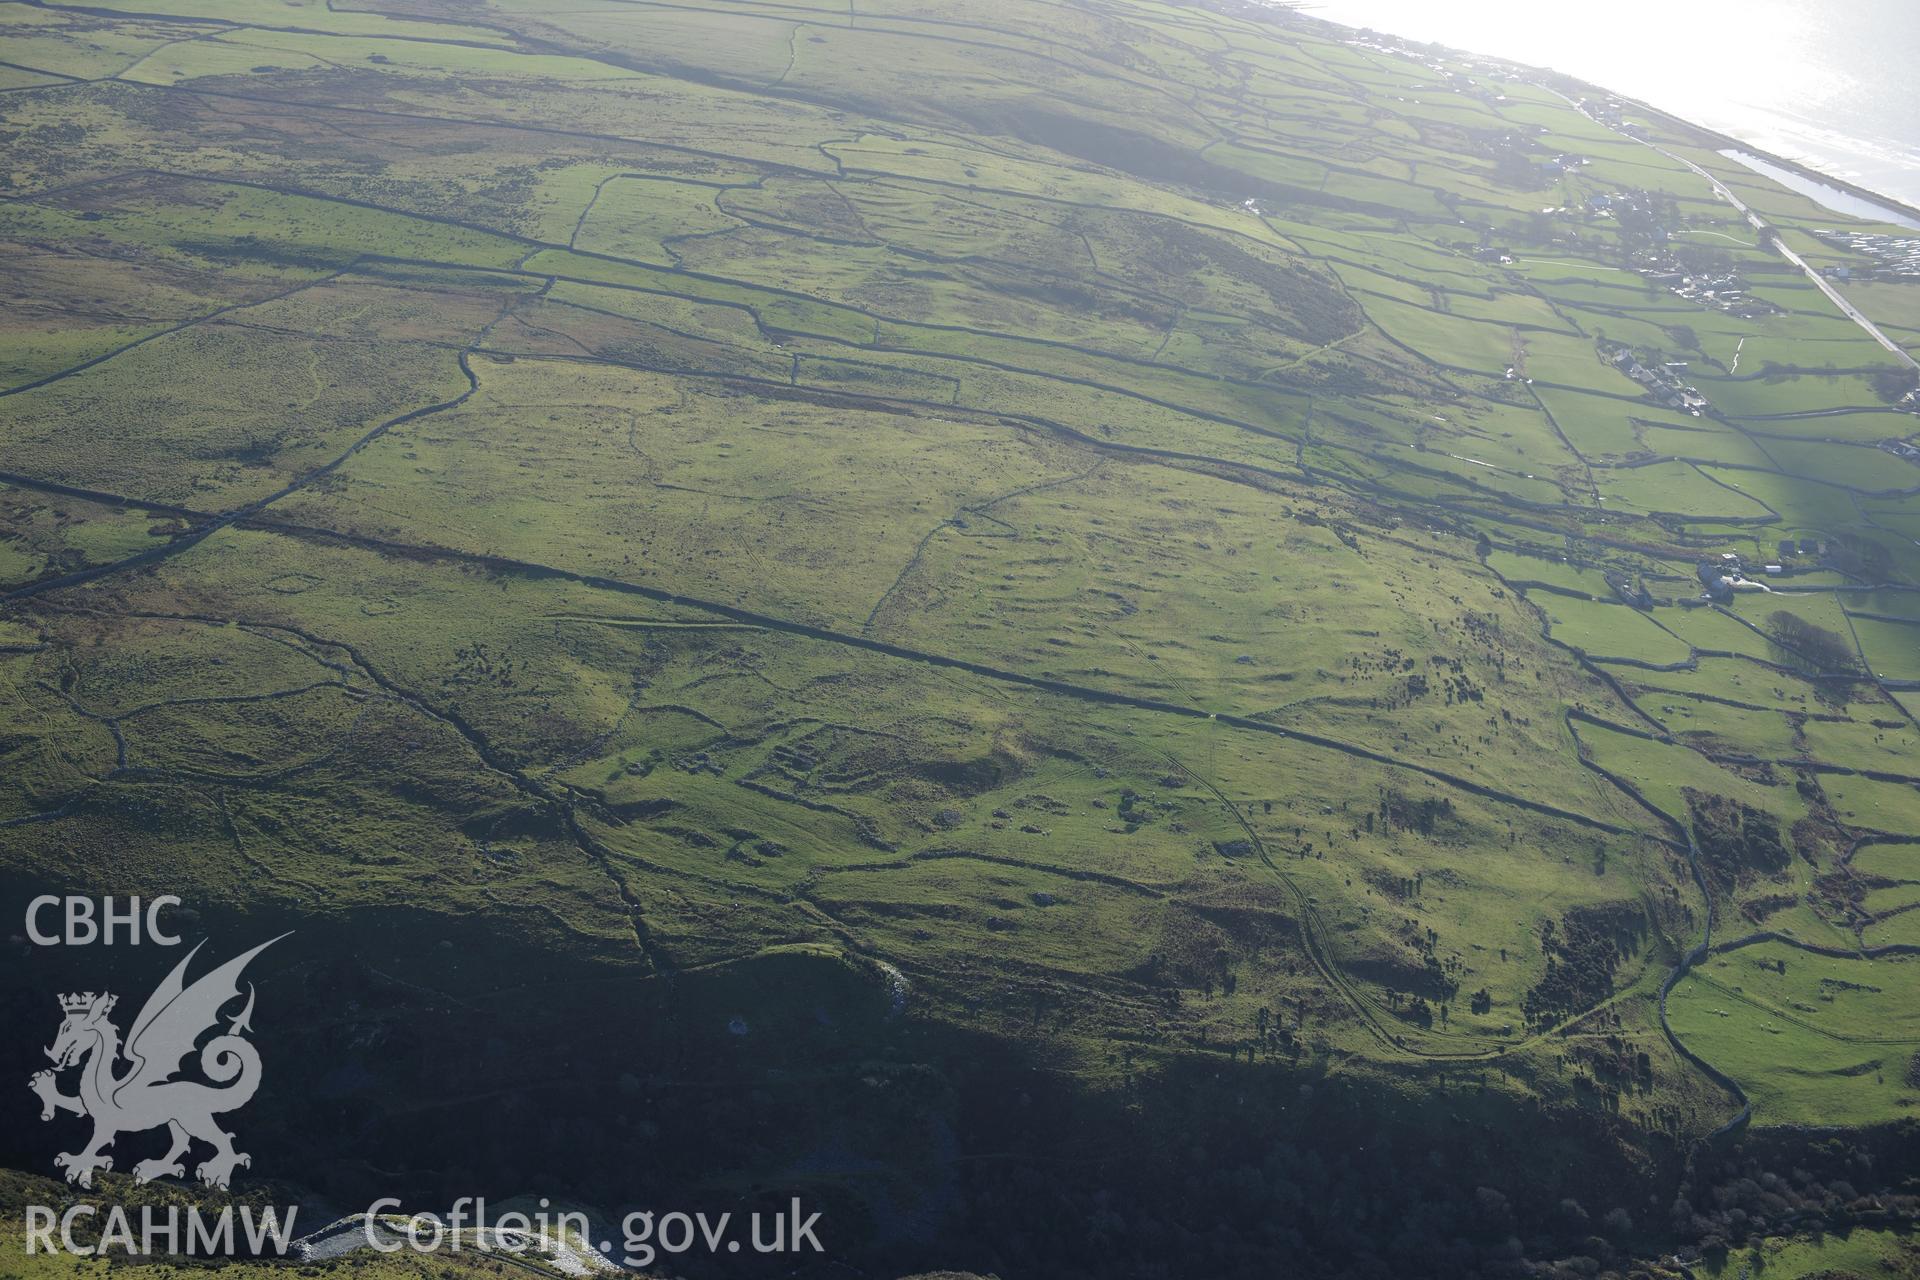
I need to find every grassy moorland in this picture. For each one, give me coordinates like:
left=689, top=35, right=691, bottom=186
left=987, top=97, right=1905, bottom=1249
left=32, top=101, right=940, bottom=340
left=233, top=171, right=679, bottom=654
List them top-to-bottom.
left=1, top=0, right=1918, bottom=1275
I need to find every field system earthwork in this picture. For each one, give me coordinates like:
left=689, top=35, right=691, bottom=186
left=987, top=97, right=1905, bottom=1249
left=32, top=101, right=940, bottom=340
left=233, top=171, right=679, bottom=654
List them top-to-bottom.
left=2, top=0, right=1918, bottom=1274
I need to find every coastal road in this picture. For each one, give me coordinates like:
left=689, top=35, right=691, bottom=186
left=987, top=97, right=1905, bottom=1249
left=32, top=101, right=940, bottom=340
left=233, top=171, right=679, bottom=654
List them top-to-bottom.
left=1559, top=94, right=1920, bottom=372
left=1652, top=142, right=1920, bottom=371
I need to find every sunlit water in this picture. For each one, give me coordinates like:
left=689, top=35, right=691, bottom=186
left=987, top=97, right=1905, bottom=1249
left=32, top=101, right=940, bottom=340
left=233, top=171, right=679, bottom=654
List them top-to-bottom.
left=1297, top=0, right=1920, bottom=211
left=1720, top=150, right=1920, bottom=231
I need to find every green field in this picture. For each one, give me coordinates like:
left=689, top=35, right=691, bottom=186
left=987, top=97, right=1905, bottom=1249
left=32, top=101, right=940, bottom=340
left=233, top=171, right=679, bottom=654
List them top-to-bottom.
left=3, top=0, right=1919, bottom=1275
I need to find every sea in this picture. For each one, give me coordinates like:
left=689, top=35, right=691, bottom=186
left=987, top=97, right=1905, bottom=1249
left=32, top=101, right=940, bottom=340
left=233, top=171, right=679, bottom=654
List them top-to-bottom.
left=1296, top=0, right=1920, bottom=217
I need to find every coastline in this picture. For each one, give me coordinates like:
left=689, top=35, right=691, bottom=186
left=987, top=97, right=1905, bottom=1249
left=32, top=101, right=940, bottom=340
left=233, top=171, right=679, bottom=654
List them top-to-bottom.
left=1244, top=1, right=1920, bottom=229
left=1588, top=92, right=1920, bottom=229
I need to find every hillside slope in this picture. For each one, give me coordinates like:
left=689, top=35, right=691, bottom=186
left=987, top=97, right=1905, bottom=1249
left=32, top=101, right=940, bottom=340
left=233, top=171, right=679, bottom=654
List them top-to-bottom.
left=2, top=0, right=1917, bottom=1274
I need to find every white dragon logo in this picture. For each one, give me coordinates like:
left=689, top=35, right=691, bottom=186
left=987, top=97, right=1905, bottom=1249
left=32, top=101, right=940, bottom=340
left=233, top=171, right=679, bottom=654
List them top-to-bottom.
left=28, top=936, right=285, bottom=1189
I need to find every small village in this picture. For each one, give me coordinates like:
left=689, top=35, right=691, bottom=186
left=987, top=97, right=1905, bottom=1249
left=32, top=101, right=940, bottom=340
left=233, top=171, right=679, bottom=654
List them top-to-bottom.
left=1579, top=185, right=1783, bottom=317
left=1625, top=245, right=1780, bottom=318
left=1639, top=260, right=1780, bottom=318
left=1601, top=342, right=1712, bottom=413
